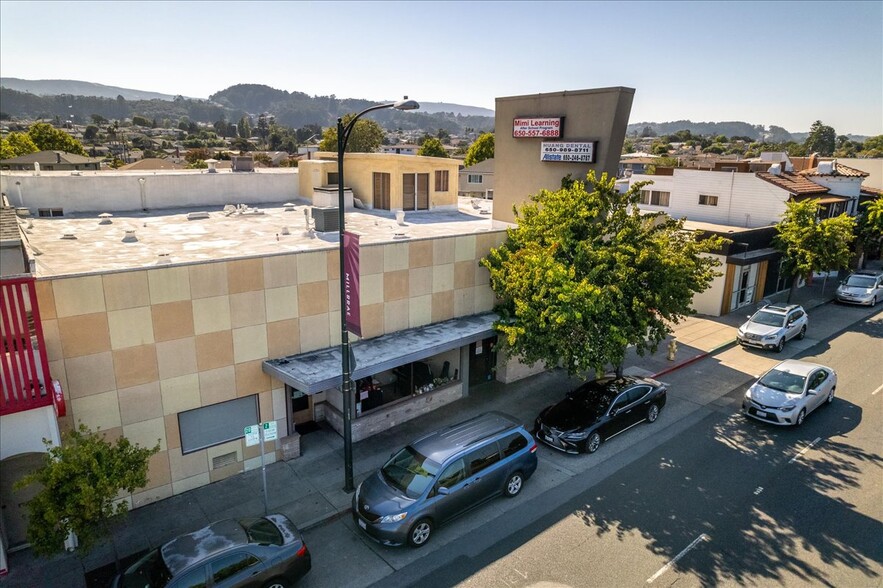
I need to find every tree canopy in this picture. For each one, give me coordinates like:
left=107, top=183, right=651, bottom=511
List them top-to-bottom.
left=319, top=115, right=385, bottom=153
left=803, top=120, right=836, bottom=156
left=27, top=122, right=88, bottom=155
left=0, top=131, right=38, bottom=159
left=464, top=132, right=494, bottom=167
left=418, top=137, right=448, bottom=158
left=480, top=172, right=723, bottom=377
left=855, top=196, right=883, bottom=266
left=773, top=199, right=855, bottom=298
left=14, top=424, right=159, bottom=556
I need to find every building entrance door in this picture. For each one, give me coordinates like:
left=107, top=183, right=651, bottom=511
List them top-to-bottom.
left=730, top=263, right=758, bottom=311
left=469, top=337, right=497, bottom=386
left=0, top=453, right=44, bottom=548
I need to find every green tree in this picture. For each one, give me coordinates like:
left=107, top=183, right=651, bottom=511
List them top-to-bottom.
left=131, top=115, right=151, bottom=127
left=318, top=115, right=385, bottom=153
left=238, top=116, right=252, bottom=139
left=803, top=120, right=836, bottom=156
left=27, top=122, right=87, bottom=155
left=1, top=131, right=39, bottom=159
left=464, top=132, right=494, bottom=167
left=858, top=135, right=883, bottom=157
left=418, top=137, right=448, bottom=158
left=185, top=147, right=211, bottom=164
left=480, top=172, right=723, bottom=377
left=854, top=197, right=883, bottom=267
left=774, top=199, right=856, bottom=300
left=14, top=424, right=158, bottom=556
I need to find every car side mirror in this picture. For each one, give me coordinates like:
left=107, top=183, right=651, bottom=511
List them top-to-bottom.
left=807, top=389, right=818, bottom=396
left=609, top=408, right=618, bottom=417
left=437, top=486, right=450, bottom=496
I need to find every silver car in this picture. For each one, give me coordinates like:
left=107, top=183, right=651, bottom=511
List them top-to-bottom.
left=836, top=270, right=883, bottom=306
left=737, top=304, right=808, bottom=352
left=742, top=359, right=837, bottom=426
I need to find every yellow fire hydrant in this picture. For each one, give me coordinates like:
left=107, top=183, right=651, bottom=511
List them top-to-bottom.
left=667, top=338, right=678, bottom=361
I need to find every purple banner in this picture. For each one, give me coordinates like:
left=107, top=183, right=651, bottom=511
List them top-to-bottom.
left=343, top=231, right=362, bottom=337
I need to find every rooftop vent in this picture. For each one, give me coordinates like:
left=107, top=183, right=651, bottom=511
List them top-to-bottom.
left=817, top=161, right=834, bottom=175
left=769, top=163, right=782, bottom=176
left=283, top=202, right=296, bottom=212
left=312, top=207, right=339, bottom=232
left=14, top=208, right=30, bottom=218
left=187, top=211, right=210, bottom=220
left=98, top=213, right=113, bottom=225
left=280, top=226, right=290, bottom=235
left=122, top=230, right=138, bottom=242
left=60, top=232, right=77, bottom=240
left=156, top=253, right=171, bottom=265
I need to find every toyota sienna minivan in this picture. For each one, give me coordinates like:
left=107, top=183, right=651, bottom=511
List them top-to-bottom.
left=352, top=411, right=538, bottom=547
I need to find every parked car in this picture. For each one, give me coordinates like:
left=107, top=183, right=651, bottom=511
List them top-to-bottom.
left=836, top=269, right=883, bottom=306
left=737, top=304, right=808, bottom=352
left=742, top=359, right=837, bottom=426
left=534, top=376, right=667, bottom=454
left=352, top=411, right=538, bottom=548
left=113, top=514, right=310, bottom=588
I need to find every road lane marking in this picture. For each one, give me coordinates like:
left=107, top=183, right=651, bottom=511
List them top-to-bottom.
left=872, top=383, right=882, bottom=395
left=789, top=437, right=822, bottom=464
left=754, top=486, right=764, bottom=495
left=646, top=533, right=710, bottom=583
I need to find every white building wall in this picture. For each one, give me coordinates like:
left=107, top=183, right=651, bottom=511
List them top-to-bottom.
left=0, top=170, right=301, bottom=214
left=631, top=170, right=790, bottom=227
left=806, top=176, right=862, bottom=198
left=690, top=254, right=727, bottom=316
left=0, top=406, right=60, bottom=460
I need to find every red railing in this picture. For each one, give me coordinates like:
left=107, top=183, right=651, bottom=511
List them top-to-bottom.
left=1, top=276, right=53, bottom=416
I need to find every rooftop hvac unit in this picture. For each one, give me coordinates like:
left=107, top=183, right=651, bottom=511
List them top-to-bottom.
left=312, top=207, right=339, bottom=232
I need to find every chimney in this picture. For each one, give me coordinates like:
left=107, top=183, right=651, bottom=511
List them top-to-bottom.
left=56, top=152, right=62, bottom=164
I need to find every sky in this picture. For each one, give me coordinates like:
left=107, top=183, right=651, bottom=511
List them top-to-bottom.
left=1, top=1, right=881, bottom=136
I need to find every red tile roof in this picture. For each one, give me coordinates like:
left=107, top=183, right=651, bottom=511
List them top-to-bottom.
left=799, top=163, right=869, bottom=178
left=756, top=171, right=829, bottom=196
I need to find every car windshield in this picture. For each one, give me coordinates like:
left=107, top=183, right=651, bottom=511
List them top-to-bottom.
left=845, top=275, right=875, bottom=288
left=750, top=310, right=785, bottom=327
left=758, top=369, right=806, bottom=395
left=570, top=379, right=625, bottom=413
left=381, top=446, right=440, bottom=498
left=239, top=517, right=282, bottom=546
left=119, top=547, right=172, bottom=588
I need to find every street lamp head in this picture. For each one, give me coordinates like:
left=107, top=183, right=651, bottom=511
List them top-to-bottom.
left=393, top=97, right=420, bottom=111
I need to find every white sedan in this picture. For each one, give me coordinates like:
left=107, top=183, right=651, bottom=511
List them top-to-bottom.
left=742, top=359, right=837, bottom=426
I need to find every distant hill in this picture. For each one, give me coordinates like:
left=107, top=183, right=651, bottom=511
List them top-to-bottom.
left=0, top=77, right=190, bottom=101
left=418, top=102, right=494, bottom=117
left=627, top=120, right=870, bottom=143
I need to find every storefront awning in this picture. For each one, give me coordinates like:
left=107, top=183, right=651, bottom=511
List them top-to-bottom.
left=262, top=312, right=499, bottom=394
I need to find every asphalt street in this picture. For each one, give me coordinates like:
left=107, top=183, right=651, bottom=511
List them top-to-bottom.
left=379, top=310, right=883, bottom=588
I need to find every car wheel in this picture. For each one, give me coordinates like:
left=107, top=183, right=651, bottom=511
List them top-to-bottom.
left=797, top=325, right=806, bottom=340
left=775, top=338, right=785, bottom=353
left=826, top=387, right=835, bottom=404
left=646, top=403, right=660, bottom=423
left=795, top=408, right=807, bottom=426
left=585, top=432, right=602, bottom=453
left=504, top=472, right=524, bottom=498
left=408, top=518, right=433, bottom=548
left=262, top=579, right=290, bottom=588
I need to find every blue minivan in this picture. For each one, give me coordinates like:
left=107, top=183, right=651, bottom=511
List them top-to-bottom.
left=353, top=411, right=538, bottom=547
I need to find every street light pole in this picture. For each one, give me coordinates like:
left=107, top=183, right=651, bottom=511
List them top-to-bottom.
left=337, top=97, right=419, bottom=492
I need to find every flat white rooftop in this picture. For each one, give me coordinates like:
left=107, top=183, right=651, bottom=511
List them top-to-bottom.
left=23, top=197, right=499, bottom=278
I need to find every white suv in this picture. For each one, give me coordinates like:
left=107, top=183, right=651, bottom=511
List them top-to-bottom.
left=737, top=304, right=808, bottom=353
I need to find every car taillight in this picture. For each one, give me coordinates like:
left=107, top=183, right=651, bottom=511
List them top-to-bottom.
left=529, top=442, right=537, bottom=453
left=296, top=544, right=308, bottom=557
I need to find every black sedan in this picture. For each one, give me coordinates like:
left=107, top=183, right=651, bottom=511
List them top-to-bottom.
left=534, top=376, right=667, bottom=454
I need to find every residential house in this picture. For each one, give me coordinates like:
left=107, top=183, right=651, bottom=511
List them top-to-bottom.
left=379, top=144, right=420, bottom=155
left=0, top=150, right=103, bottom=172
left=458, top=158, right=495, bottom=198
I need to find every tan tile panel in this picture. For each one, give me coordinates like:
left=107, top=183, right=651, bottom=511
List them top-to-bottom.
left=476, top=232, right=504, bottom=259
left=455, top=234, right=477, bottom=262
left=433, top=237, right=455, bottom=265
left=409, top=240, right=433, bottom=268
left=384, top=242, right=409, bottom=272
left=359, top=246, right=384, bottom=275
left=326, top=250, right=340, bottom=281
left=296, top=251, right=328, bottom=284
left=263, top=254, right=298, bottom=289
left=227, top=258, right=264, bottom=294
left=454, top=260, right=476, bottom=289
left=188, top=262, right=228, bottom=299
left=474, top=263, right=490, bottom=286
left=432, top=264, right=454, bottom=293
left=147, top=266, right=191, bottom=304
left=408, top=267, right=432, bottom=298
left=383, top=270, right=409, bottom=301
left=103, top=271, right=149, bottom=311
left=359, top=273, right=384, bottom=306
left=53, top=275, right=106, bottom=317
left=34, top=280, right=57, bottom=319
left=327, top=280, right=340, bottom=313
left=297, top=282, right=329, bottom=317
left=475, top=285, right=497, bottom=313
left=265, top=286, right=298, bottom=322
left=454, top=287, right=476, bottom=317
left=229, top=290, right=267, bottom=328
left=431, top=291, right=454, bottom=323
left=409, top=295, right=432, bottom=328
left=192, top=296, right=231, bottom=334
left=384, top=299, right=409, bottom=333
left=151, top=301, right=195, bottom=342
left=359, top=303, right=383, bottom=340
left=108, top=307, right=155, bottom=350
left=328, top=310, right=341, bottom=347
left=58, top=313, right=111, bottom=358
left=298, top=314, right=330, bottom=352
left=41, top=319, right=63, bottom=362
left=267, top=319, right=300, bottom=358
left=232, top=325, right=268, bottom=364
left=195, top=331, right=234, bottom=371
left=156, top=337, right=198, bottom=380
left=113, top=344, right=159, bottom=389
left=64, top=351, right=116, bottom=398
left=235, top=360, right=272, bottom=397
left=199, top=366, right=237, bottom=405
left=160, top=374, right=200, bottom=415
left=118, top=381, right=164, bottom=426
left=70, top=390, right=121, bottom=431
left=259, top=391, right=273, bottom=423
left=164, top=414, right=181, bottom=449
left=123, top=416, right=167, bottom=452
left=168, top=447, right=209, bottom=480
left=144, top=451, right=172, bottom=491
left=210, top=461, right=244, bottom=484
left=172, top=472, right=211, bottom=495
left=133, top=482, right=173, bottom=508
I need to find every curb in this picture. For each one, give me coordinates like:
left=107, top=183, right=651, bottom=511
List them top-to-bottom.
left=650, top=338, right=738, bottom=379
left=300, top=506, right=352, bottom=532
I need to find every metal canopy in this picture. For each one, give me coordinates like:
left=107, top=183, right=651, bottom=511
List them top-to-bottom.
left=262, top=312, right=498, bottom=394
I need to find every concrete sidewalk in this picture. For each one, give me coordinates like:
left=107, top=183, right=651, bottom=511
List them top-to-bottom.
left=0, top=273, right=868, bottom=588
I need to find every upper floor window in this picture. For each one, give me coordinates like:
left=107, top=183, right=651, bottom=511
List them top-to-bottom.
left=468, top=174, right=483, bottom=184
left=639, top=190, right=670, bottom=207
left=698, top=194, right=719, bottom=206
